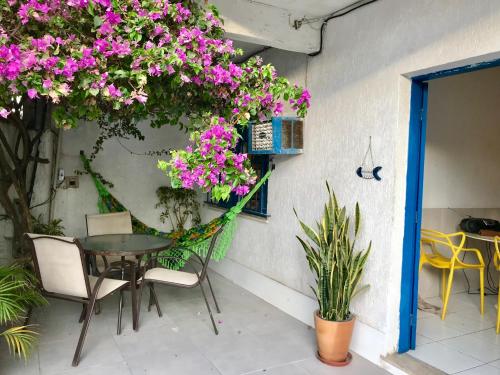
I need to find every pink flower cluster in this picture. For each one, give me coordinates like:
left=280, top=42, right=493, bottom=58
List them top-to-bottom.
left=0, top=0, right=241, bottom=113
left=2, top=0, right=311, bottom=199
left=290, top=89, right=311, bottom=110
left=167, top=117, right=255, bottom=197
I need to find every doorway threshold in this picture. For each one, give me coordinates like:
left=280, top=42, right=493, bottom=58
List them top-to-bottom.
left=382, top=353, right=446, bottom=375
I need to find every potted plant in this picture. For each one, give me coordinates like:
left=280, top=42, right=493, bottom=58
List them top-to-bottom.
left=295, top=182, right=371, bottom=366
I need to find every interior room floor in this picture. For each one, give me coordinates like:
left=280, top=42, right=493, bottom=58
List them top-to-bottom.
left=0, top=271, right=389, bottom=375
left=409, top=291, right=500, bottom=374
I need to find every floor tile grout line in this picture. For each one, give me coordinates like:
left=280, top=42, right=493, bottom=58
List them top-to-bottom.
left=433, top=325, right=500, bottom=344
left=414, top=339, right=490, bottom=363
left=37, top=346, right=41, bottom=375
left=237, top=355, right=317, bottom=375
left=452, top=362, right=496, bottom=374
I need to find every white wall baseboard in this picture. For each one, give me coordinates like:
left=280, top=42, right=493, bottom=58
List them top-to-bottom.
left=210, top=258, right=388, bottom=367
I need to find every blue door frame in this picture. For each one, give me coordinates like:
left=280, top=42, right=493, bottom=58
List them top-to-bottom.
left=398, top=58, right=500, bottom=353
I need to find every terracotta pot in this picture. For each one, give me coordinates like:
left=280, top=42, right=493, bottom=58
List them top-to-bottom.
left=314, top=311, right=355, bottom=365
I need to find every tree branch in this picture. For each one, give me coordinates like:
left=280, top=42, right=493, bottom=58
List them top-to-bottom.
left=0, top=126, right=19, bottom=168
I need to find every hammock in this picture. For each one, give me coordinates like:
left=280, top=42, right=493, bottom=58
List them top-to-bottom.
left=79, top=152, right=270, bottom=269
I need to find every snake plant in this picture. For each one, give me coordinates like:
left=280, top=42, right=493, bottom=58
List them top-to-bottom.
left=295, top=182, right=371, bottom=322
left=0, top=264, right=46, bottom=360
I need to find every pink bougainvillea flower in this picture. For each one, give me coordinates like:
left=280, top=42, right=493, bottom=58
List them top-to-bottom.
left=94, top=0, right=111, bottom=7
left=105, top=10, right=122, bottom=25
left=98, top=22, right=114, bottom=35
left=94, top=39, right=109, bottom=53
left=148, top=64, right=162, bottom=76
left=166, top=65, right=175, bottom=75
left=180, top=74, right=191, bottom=83
left=42, top=79, right=53, bottom=89
left=107, top=84, right=122, bottom=97
left=27, top=88, right=38, bottom=99
left=296, top=89, right=311, bottom=108
left=273, top=102, right=284, bottom=116
left=0, top=108, right=11, bottom=118
left=234, top=185, right=250, bottom=196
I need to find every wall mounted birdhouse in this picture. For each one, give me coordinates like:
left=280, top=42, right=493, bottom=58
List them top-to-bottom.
left=248, top=117, right=304, bottom=155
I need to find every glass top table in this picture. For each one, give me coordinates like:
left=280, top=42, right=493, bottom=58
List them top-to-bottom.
left=464, top=232, right=498, bottom=243
left=78, top=234, right=173, bottom=256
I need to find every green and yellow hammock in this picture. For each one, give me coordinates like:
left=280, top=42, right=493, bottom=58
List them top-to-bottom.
left=80, top=152, right=270, bottom=269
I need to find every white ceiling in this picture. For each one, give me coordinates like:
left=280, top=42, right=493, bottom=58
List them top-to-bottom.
left=212, top=0, right=361, bottom=54
left=253, top=0, right=357, bottom=17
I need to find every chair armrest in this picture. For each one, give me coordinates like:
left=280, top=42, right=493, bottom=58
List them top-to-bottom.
left=458, top=248, right=485, bottom=266
left=89, top=260, right=136, bottom=299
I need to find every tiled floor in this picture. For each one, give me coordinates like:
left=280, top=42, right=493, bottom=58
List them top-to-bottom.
left=0, top=271, right=389, bottom=375
left=410, top=292, right=500, bottom=374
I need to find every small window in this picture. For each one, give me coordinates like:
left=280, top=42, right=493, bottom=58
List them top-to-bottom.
left=206, top=128, right=270, bottom=217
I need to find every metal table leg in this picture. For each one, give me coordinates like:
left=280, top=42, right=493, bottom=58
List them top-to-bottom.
left=117, top=256, right=125, bottom=335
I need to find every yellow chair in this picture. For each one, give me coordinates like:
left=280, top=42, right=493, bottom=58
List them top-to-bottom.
left=420, top=229, right=485, bottom=320
left=493, top=236, right=500, bottom=333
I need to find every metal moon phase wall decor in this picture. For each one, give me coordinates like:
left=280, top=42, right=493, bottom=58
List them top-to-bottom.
left=356, top=136, right=382, bottom=181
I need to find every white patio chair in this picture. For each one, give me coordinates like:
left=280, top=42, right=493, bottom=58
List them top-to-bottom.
left=85, top=211, right=147, bottom=334
left=85, top=211, right=133, bottom=237
left=86, top=211, right=133, bottom=272
left=137, top=227, right=223, bottom=335
left=25, top=234, right=133, bottom=367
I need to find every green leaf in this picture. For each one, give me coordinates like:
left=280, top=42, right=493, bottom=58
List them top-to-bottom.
left=93, top=15, right=103, bottom=27
left=135, top=73, right=147, bottom=86
left=157, top=160, right=168, bottom=171
left=355, top=202, right=361, bottom=236
left=1, top=326, right=38, bottom=360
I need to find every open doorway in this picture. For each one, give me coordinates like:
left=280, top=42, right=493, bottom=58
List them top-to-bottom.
left=400, top=64, right=500, bottom=374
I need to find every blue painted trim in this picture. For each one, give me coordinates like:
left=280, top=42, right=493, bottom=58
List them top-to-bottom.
left=413, top=58, right=500, bottom=82
left=399, top=81, right=428, bottom=353
left=273, top=117, right=281, bottom=153
left=250, top=149, right=303, bottom=155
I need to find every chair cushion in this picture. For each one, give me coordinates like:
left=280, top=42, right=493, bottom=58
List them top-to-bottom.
left=143, top=268, right=198, bottom=286
left=88, top=276, right=128, bottom=299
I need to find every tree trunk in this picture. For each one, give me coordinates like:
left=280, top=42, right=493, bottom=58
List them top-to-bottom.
left=0, top=99, right=49, bottom=258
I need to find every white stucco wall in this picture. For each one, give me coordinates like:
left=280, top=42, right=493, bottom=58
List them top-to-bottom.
left=49, top=0, right=500, bottom=363
left=210, top=0, right=500, bottom=358
left=424, top=67, right=500, bottom=209
left=53, top=122, right=189, bottom=238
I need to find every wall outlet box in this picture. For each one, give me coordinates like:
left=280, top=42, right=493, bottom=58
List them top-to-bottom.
left=64, top=176, right=79, bottom=189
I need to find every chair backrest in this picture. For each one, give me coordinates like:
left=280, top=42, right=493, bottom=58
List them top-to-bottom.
left=86, top=211, right=133, bottom=236
left=199, top=226, right=224, bottom=281
left=420, top=229, right=465, bottom=259
left=25, top=234, right=91, bottom=299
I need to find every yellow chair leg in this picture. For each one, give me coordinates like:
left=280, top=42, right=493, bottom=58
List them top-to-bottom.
left=441, top=268, right=455, bottom=320
left=479, top=268, right=485, bottom=315
left=441, top=269, right=446, bottom=301
left=497, top=276, right=500, bottom=334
